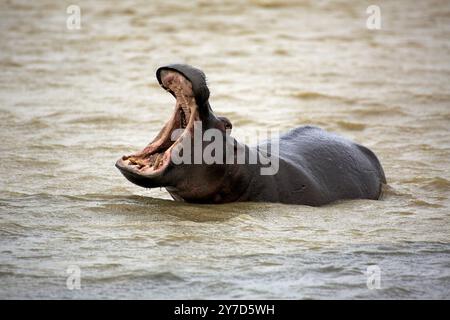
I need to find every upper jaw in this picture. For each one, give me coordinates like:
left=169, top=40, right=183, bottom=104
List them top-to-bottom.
left=156, top=64, right=210, bottom=108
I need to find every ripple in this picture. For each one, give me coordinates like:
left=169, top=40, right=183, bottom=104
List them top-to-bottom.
left=250, top=0, right=310, bottom=9
left=0, top=58, right=22, bottom=68
left=290, top=91, right=356, bottom=104
left=412, top=92, right=450, bottom=103
left=352, top=105, right=408, bottom=117
left=64, top=115, right=136, bottom=125
left=336, top=120, right=366, bottom=131
left=403, top=176, right=450, bottom=191
left=410, top=199, right=444, bottom=208
left=387, top=211, right=415, bottom=216
left=0, top=222, right=31, bottom=237
left=89, top=271, right=185, bottom=284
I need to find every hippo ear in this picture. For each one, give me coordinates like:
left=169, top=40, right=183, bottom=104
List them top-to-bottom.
left=156, top=64, right=210, bottom=106
left=217, top=116, right=232, bottom=133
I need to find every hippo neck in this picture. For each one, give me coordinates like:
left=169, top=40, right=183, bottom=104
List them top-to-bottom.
left=198, top=101, right=212, bottom=120
left=164, top=143, right=262, bottom=204
left=213, top=143, right=275, bottom=204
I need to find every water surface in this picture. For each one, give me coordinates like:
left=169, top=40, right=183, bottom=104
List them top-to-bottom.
left=0, top=0, right=449, bottom=299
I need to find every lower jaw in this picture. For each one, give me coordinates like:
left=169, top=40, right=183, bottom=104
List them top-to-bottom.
left=119, top=112, right=197, bottom=176
left=119, top=148, right=171, bottom=177
left=115, top=159, right=166, bottom=188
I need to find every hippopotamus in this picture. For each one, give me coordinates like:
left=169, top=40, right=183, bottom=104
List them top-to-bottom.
left=115, top=64, right=386, bottom=206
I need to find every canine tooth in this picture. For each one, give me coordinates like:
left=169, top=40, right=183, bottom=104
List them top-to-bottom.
left=152, top=154, right=161, bottom=167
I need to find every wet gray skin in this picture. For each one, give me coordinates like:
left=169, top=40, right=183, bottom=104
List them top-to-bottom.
left=116, top=64, right=386, bottom=205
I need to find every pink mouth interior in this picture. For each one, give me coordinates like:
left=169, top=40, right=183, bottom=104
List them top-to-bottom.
left=121, top=70, right=198, bottom=175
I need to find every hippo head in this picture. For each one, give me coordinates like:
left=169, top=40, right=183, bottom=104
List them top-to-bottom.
left=115, top=64, right=235, bottom=202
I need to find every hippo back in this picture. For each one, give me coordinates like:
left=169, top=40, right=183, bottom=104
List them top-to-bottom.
left=268, top=126, right=386, bottom=205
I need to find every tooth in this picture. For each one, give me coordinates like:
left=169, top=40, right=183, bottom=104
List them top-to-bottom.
left=153, top=154, right=161, bottom=168
left=158, top=154, right=165, bottom=168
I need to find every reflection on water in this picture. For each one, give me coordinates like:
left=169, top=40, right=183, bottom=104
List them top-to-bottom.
left=0, top=0, right=449, bottom=299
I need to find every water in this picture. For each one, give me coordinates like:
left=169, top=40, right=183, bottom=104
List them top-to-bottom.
left=0, top=0, right=449, bottom=299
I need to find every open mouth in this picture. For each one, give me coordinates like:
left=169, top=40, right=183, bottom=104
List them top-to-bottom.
left=116, top=70, right=199, bottom=176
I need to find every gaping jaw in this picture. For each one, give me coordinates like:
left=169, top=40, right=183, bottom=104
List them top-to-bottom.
left=115, top=69, right=199, bottom=181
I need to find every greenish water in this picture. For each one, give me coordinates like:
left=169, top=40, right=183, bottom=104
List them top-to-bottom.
left=0, top=0, right=449, bottom=299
